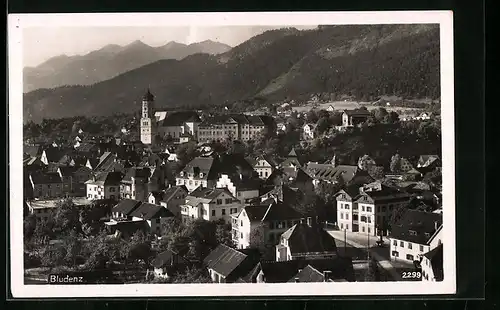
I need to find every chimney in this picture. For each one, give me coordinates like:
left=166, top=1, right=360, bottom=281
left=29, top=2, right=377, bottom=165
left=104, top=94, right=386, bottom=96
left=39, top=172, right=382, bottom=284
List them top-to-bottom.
left=323, top=270, right=332, bottom=282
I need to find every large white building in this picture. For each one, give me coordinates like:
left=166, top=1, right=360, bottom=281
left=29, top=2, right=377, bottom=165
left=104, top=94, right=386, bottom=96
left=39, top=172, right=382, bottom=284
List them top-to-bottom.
left=85, top=171, right=123, bottom=200
left=335, top=182, right=411, bottom=236
left=180, top=187, right=242, bottom=224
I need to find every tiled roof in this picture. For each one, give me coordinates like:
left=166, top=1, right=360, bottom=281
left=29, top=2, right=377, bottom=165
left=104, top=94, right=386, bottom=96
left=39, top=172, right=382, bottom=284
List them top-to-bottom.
left=343, top=109, right=372, bottom=117
left=161, top=111, right=201, bottom=127
left=43, top=147, right=65, bottom=163
left=180, top=156, right=218, bottom=180
left=305, top=163, right=374, bottom=185
left=58, top=166, right=80, bottom=177
left=122, top=167, right=151, bottom=182
left=85, top=171, right=123, bottom=185
left=30, top=172, right=62, bottom=184
left=160, top=186, right=188, bottom=203
left=188, top=187, right=235, bottom=202
left=112, top=199, right=142, bottom=216
left=130, top=203, right=174, bottom=220
left=243, top=205, right=270, bottom=222
left=390, top=210, right=443, bottom=244
left=280, top=223, right=337, bottom=255
left=203, top=244, right=256, bottom=279
left=151, top=249, right=190, bottom=268
left=288, top=257, right=355, bottom=282
left=258, top=260, right=304, bottom=283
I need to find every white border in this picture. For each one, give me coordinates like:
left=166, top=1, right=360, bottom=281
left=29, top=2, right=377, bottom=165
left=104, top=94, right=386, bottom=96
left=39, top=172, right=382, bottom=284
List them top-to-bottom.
left=8, top=11, right=455, bottom=298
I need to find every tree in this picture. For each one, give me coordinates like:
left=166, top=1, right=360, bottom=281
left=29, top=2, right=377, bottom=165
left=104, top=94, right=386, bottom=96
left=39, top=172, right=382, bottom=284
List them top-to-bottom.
left=374, top=107, right=389, bottom=122
left=305, top=110, right=318, bottom=124
left=315, top=117, right=331, bottom=134
left=390, top=154, right=401, bottom=173
left=54, top=198, right=81, bottom=235
left=79, top=199, right=114, bottom=236
left=389, top=205, right=408, bottom=232
left=23, top=214, right=37, bottom=245
left=215, top=219, right=234, bottom=248
left=248, top=223, right=266, bottom=249
left=63, top=230, right=83, bottom=267
left=41, top=244, right=67, bottom=269
left=170, top=266, right=212, bottom=283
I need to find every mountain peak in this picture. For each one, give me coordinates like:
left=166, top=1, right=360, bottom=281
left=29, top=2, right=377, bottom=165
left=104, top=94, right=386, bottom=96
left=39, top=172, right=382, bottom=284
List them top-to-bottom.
left=126, top=40, right=149, bottom=48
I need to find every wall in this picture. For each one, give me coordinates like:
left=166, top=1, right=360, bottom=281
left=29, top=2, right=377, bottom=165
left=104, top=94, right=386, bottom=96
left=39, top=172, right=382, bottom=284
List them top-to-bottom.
left=176, top=177, right=209, bottom=192
left=389, top=237, right=431, bottom=263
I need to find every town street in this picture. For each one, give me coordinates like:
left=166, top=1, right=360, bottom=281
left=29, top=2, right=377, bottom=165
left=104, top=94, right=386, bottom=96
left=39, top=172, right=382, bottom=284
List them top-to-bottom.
left=327, top=229, right=407, bottom=281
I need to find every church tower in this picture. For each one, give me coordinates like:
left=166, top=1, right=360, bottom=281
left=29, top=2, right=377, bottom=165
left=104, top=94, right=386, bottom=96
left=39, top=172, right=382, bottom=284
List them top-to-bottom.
left=140, top=89, right=156, bottom=145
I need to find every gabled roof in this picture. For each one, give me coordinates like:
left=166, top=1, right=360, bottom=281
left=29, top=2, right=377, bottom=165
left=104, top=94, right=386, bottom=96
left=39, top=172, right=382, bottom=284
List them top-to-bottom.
left=343, top=108, right=372, bottom=117
left=161, top=111, right=201, bottom=127
left=43, top=147, right=65, bottom=163
left=417, top=155, right=441, bottom=168
left=180, top=156, right=219, bottom=180
left=305, top=163, right=374, bottom=185
left=58, top=166, right=80, bottom=177
left=122, top=167, right=151, bottom=182
left=85, top=171, right=123, bottom=185
left=30, top=172, right=62, bottom=184
left=160, top=185, right=188, bottom=203
left=187, top=187, right=236, bottom=203
left=112, top=199, right=142, bottom=216
left=243, top=199, right=303, bottom=222
left=130, top=203, right=174, bottom=220
left=391, top=210, right=443, bottom=245
left=280, top=223, right=337, bottom=255
left=423, top=243, right=443, bottom=281
left=203, top=244, right=256, bottom=279
left=151, top=249, right=190, bottom=269
left=288, top=257, right=355, bottom=282
left=258, top=260, right=304, bottom=283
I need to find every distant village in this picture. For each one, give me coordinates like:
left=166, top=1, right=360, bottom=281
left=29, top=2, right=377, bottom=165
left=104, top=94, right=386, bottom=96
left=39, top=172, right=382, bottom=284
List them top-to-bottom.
left=23, top=90, right=443, bottom=284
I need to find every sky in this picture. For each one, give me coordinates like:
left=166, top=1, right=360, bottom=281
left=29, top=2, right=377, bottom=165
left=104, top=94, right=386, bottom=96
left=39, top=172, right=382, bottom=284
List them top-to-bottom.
left=23, top=25, right=317, bottom=67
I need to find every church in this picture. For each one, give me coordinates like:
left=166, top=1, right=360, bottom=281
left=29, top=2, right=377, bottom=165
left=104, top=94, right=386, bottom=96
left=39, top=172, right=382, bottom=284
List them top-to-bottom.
left=139, top=89, right=201, bottom=145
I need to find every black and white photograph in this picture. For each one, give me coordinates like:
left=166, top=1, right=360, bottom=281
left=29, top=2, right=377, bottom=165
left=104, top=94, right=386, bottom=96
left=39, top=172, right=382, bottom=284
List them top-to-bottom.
left=8, top=11, right=456, bottom=297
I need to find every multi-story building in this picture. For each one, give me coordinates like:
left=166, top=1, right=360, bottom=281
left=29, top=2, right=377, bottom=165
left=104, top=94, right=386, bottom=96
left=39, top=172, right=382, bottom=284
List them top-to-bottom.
left=155, top=111, right=201, bottom=142
left=197, top=114, right=274, bottom=143
left=302, top=124, right=316, bottom=140
left=251, top=155, right=279, bottom=180
left=176, top=156, right=220, bottom=192
left=305, top=163, right=374, bottom=187
left=57, top=166, right=92, bottom=196
left=120, top=167, right=151, bottom=201
left=85, top=171, right=123, bottom=200
left=28, top=172, right=64, bottom=199
left=215, top=174, right=260, bottom=204
left=335, top=183, right=411, bottom=236
left=147, top=185, right=188, bottom=217
left=180, top=187, right=242, bottom=224
left=231, top=198, right=305, bottom=250
left=129, top=202, right=175, bottom=236
left=389, top=209, right=443, bottom=264
left=275, top=223, right=338, bottom=261
left=420, top=243, right=444, bottom=281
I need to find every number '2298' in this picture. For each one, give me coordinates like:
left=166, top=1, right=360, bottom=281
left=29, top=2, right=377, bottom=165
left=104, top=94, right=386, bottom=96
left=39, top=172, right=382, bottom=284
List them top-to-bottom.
left=401, top=271, right=422, bottom=279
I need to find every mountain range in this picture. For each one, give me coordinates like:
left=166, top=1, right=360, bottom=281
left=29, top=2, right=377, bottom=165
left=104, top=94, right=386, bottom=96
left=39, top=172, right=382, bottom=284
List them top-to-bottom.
left=23, top=25, right=440, bottom=123
left=23, top=40, right=232, bottom=92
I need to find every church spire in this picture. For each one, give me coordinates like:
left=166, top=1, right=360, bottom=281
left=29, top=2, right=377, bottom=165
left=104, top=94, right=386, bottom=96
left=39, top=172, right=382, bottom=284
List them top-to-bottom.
left=143, top=88, right=154, bottom=101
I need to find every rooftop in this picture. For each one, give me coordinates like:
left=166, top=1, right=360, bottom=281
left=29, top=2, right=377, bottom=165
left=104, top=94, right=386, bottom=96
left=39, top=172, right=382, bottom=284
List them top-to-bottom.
left=28, top=197, right=92, bottom=209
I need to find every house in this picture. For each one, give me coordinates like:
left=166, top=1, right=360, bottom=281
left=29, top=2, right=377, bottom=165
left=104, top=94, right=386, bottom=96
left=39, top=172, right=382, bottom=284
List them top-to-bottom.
left=327, top=105, right=335, bottom=112
left=341, top=109, right=372, bottom=127
left=155, top=111, right=201, bottom=141
left=197, top=114, right=274, bottom=143
left=302, top=124, right=316, bottom=140
left=281, top=148, right=305, bottom=168
left=251, top=155, right=279, bottom=180
left=417, top=155, right=441, bottom=170
left=176, top=156, right=220, bottom=192
left=305, top=163, right=374, bottom=187
left=57, top=166, right=92, bottom=196
left=120, top=167, right=151, bottom=201
left=85, top=171, right=123, bottom=200
left=29, top=172, right=64, bottom=199
left=216, top=174, right=260, bottom=204
left=335, top=182, right=411, bottom=236
left=148, top=185, right=188, bottom=216
left=180, top=187, right=242, bottom=224
left=26, top=197, right=92, bottom=221
left=231, top=198, right=305, bottom=249
left=110, top=199, right=142, bottom=220
left=130, top=202, right=175, bottom=235
left=389, top=209, right=443, bottom=263
left=275, top=223, right=337, bottom=261
left=421, top=243, right=444, bottom=281
left=203, top=244, right=260, bottom=283
left=151, top=249, right=192, bottom=280
left=244, top=257, right=354, bottom=283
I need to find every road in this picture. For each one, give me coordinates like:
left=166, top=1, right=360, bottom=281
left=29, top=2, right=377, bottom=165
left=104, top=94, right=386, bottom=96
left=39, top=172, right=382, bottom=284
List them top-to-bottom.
left=328, top=230, right=404, bottom=281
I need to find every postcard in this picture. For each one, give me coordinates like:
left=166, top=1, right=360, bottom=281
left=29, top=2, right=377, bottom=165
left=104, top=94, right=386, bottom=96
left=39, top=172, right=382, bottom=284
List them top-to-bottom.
left=8, top=11, right=455, bottom=297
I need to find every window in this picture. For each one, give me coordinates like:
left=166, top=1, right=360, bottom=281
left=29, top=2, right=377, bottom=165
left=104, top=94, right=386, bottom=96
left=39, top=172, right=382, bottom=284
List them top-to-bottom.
left=110, top=187, right=115, bottom=192
left=110, top=195, right=115, bottom=200
left=225, top=198, right=232, bottom=204
left=217, top=199, right=222, bottom=205
left=340, top=204, right=343, bottom=209
left=345, top=204, right=350, bottom=210
left=362, top=206, right=365, bottom=211
left=376, top=206, right=380, bottom=213
left=382, top=206, right=387, bottom=212
left=366, top=207, right=372, bottom=212
left=222, top=209, right=226, bottom=215
left=211, top=210, right=216, bottom=216
left=340, top=213, right=344, bottom=219
left=346, top=214, right=349, bottom=220
left=367, top=217, right=371, bottom=223
left=156, top=218, right=161, bottom=224
left=240, top=220, right=243, bottom=226
left=340, top=223, right=343, bottom=229
left=346, top=224, right=349, bottom=230
left=362, top=226, right=365, bottom=232
left=368, top=227, right=371, bottom=234
left=409, top=230, right=417, bottom=236
left=240, top=233, right=243, bottom=238
left=393, top=240, right=397, bottom=246
left=400, top=241, right=404, bottom=247
left=408, top=243, right=412, bottom=249
left=420, top=245, right=424, bottom=252
left=392, top=251, right=399, bottom=257
left=406, top=254, right=414, bottom=261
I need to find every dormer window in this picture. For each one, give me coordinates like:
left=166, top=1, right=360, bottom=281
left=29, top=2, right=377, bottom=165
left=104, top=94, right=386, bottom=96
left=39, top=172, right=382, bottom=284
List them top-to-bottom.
left=199, top=173, right=204, bottom=178
left=409, top=230, right=417, bottom=236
